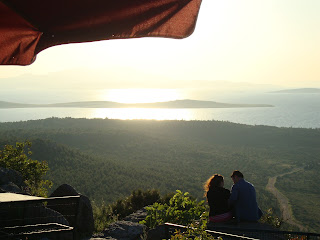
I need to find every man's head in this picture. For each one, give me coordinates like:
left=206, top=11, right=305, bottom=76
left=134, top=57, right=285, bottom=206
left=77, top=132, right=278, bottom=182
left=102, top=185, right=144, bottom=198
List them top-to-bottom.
left=231, top=170, right=244, bottom=184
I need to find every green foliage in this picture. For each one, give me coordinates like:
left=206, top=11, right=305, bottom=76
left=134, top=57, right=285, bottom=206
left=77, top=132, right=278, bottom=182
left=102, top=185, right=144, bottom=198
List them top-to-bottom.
left=0, top=141, right=52, bottom=197
left=93, top=189, right=161, bottom=232
left=110, top=189, right=160, bottom=219
left=141, top=190, right=207, bottom=229
left=92, top=201, right=118, bottom=233
left=259, top=208, right=282, bottom=229
left=171, top=217, right=222, bottom=240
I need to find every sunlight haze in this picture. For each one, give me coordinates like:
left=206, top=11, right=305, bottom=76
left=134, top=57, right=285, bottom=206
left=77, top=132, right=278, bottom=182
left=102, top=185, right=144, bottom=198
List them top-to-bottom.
left=1, top=0, right=320, bottom=103
left=1, top=2, right=320, bottom=231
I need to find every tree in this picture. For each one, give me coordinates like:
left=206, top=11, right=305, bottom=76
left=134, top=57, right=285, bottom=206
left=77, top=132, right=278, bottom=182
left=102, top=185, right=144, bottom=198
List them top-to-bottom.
left=0, top=141, right=52, bottom=197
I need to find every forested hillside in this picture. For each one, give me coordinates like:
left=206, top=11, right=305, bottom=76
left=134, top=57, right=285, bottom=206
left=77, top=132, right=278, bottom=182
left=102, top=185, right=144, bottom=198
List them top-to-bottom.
left=0, top=118, right=319, bottom=231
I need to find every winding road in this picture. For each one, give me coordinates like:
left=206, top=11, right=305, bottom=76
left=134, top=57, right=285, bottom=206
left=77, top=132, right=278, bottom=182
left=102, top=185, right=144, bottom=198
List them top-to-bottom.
left=266, top=168, right=307, bottom=231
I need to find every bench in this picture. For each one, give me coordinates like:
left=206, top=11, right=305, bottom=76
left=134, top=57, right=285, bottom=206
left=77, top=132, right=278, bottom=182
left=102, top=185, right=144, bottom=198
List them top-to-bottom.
left=0, top=193, right=80, bottom=240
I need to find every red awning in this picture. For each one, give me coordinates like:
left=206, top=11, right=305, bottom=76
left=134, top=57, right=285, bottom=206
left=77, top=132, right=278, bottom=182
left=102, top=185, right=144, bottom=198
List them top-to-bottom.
left=0, top=0, right=202, bottom=65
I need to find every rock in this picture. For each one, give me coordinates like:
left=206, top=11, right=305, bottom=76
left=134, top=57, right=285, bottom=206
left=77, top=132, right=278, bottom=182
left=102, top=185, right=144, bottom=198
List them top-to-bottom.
left=0, top=167, right=26, bottom=193
left=0, top=167, right=24, bottom=186
left=0, top=182, right=23, bottom=193
left=50, top=183, right=79, bottom=197
left=49, top=184, right=94, bottom=239
left=76, top=195, right=95, bottom=237
left=24, top=204, right=69, bottom=226
left=123, top=209, right=147, bottom=223
left=103, top=221, right=147, bottom=240
left=146, top=224, right=167, bottom=240
left=92, top=232, right=105, bottom=238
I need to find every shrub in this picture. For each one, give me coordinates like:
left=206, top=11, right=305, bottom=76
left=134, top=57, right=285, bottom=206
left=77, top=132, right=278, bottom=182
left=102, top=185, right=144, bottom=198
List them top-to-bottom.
left=0, top=141, right=52, bottom=197
left=93, top=189, right=161, bottom=232
left=110, top=189, right=161, bottom=219
left=141, top=190, right=207, bottom=229
left=92, top=201, right=118, bottom=233
left=259, top=208, right=282, bottom=228
left=170, top=217, right=222, bottom=240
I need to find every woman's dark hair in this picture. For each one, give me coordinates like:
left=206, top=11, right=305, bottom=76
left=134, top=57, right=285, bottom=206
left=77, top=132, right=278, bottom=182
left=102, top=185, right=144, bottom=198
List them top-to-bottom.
left=204, top=174, right=224, bottom=194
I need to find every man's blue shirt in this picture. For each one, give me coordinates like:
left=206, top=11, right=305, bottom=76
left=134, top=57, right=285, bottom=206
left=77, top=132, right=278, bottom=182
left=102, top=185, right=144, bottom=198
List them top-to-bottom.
left=229, top=178, right=262, bottom=221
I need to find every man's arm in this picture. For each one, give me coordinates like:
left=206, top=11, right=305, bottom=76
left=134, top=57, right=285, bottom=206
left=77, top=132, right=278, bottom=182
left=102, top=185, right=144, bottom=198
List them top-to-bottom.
left=228, top=184, right=239, bottom=206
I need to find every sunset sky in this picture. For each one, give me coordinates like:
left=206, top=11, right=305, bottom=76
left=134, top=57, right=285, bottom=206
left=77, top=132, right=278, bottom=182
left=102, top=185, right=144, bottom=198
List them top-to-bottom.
left=1, top=0, right=319, bottom=103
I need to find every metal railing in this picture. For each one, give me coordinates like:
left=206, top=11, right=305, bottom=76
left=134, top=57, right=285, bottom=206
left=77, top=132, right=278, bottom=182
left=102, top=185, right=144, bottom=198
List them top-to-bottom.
left=0, top=195, right=80, bottom=240
left=164, top=222, right=320, bottom=240
left=165, top=223, right=259, bottom=240
left=207, top=225, right=320, bottom=240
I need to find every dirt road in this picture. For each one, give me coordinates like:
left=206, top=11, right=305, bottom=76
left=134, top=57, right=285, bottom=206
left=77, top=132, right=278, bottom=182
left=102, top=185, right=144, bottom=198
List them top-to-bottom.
left=266, top=168, right=307, bottom=231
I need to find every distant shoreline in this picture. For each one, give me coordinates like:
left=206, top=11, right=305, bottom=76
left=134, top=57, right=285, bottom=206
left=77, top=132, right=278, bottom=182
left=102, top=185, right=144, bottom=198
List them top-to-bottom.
left=270, top=88, right=320, bottom=94
left=0, top=99, right=274, bottom=109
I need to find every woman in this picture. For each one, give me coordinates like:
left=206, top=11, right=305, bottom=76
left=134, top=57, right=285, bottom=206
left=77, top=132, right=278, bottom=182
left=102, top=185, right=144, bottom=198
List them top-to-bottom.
left=204, top=174, right=233, bottom=223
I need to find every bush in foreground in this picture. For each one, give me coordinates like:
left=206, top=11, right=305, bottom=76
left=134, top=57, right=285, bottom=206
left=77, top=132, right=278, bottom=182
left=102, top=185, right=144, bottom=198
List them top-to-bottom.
left=0, top=141, right=52, bottom=197
left=93, top=189, right=161, bottom=232
left=140, top=190, right=207, bottom=229
left=171, top=219, right=222, bottom=240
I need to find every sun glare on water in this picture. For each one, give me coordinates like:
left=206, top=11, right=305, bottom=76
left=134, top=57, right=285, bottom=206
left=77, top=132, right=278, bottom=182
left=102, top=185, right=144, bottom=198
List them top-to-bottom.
left=94, top=88, right=194, bottom=120
left=103, top=89, right=181, bottom=103
left=92, top=108, right=196, bottom=120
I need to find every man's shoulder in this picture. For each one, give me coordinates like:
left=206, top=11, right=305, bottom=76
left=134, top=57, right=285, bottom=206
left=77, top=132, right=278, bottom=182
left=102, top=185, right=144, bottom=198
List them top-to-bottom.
left=235, top=179, right=255, bottom=188
left=243, top=179, right=255, bottom=187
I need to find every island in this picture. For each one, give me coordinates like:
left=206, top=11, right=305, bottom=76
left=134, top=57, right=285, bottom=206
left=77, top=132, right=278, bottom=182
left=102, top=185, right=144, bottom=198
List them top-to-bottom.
left=270, top=88, right=320, bottom=94
left=0, top=99, right=274, bottom=109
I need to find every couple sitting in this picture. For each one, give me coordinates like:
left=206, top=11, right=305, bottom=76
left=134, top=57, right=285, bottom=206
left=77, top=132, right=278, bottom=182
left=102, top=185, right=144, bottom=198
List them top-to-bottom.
left=204, top=170, right=263, bottom=223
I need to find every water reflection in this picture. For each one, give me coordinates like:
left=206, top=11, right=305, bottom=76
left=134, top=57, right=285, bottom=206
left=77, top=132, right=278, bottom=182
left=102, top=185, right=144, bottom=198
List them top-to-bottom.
left=1, top=94, right=320, bottom=128
left=93, top=108, right=196, bottom=120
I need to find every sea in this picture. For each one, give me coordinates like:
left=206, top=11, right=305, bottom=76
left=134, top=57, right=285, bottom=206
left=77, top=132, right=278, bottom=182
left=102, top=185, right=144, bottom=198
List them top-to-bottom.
left=0, top=93, right=319, bottom=129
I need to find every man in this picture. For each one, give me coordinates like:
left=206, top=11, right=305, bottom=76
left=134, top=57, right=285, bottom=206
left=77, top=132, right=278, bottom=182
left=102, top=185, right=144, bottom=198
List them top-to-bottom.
left=229, top=170, right=263, bottom=222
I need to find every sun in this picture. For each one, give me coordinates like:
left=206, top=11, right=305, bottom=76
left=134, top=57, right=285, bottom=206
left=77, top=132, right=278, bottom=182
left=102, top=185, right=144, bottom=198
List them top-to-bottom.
left=102, top=89, right=181, bottom=104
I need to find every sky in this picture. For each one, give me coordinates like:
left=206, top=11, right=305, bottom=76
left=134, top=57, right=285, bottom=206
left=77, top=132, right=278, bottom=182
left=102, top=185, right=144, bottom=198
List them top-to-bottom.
left=0, top=0, right=320, bottom=103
